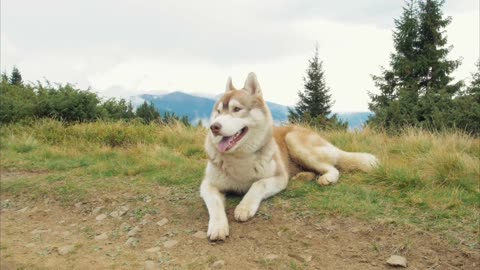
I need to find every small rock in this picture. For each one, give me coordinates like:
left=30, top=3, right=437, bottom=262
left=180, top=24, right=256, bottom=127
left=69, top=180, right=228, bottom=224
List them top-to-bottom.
left=144, top=196, right=152, bottom=203
left=75, top=202, right=83, bottom=208
left=118, top=205, right=129, bottom=216
left=17, top=207, right=29, bottom=213
left=30, top=207, right=38, bottom=213
left=92, top=207, right=103, bottom=215
left=110, top=211, right=120, bottom=218
left=96, top=214, right=107, bottom=221
left=140, top=218, right=149, bottom=226
left=156, top=218, right=168, bottom=227
left=58, top=220, right=65, bottom=225
left=127, top=226, right=141, bottom=237
left=31, top=229, right=51, bottom=234
left=62, top=231, right=71, bottom=237
left=193, top=231, right=207, bottom=239
left=94, top=233, right=108, bottom=241
left=124, top=237, right=139, bottom=247
left=163, top=240, right=178, bottom=248
left=187, top=240, right=193, bottom=244
left=25, top=243, right=36, bottom=248
left=58, top=245, right=75, bottom=255
left=145, top=246, right=161, bottom=253
left=288, top=253, right=312, bottom=263
left=265, top=254, right=279, bottom=261
left=301, top=254, right=313, bottom=263
left=386, top=255, right=408, bottom=268
left=145, top=260, right=156, bottom=269
left=210, top=260, right=225, bottom=269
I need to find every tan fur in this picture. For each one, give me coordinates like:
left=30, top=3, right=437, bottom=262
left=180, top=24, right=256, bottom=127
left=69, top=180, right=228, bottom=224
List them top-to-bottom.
left=200, top=73, right=378, bottom=241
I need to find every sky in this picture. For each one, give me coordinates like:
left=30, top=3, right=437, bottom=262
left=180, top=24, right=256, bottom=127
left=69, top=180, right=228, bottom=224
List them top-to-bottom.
left=1, top=0, right=478, bottom=112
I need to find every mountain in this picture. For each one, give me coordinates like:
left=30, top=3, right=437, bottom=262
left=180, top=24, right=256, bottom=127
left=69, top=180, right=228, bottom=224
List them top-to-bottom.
left=136, top=91, right=371, bottom=129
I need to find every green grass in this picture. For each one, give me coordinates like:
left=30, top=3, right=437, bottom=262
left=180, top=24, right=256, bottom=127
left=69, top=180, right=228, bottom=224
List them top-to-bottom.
left=1, top=119, right=479, bottom=247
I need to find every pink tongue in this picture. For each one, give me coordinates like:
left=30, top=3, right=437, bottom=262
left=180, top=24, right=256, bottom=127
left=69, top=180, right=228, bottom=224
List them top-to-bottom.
left=218, top=136, right=233, bottom=152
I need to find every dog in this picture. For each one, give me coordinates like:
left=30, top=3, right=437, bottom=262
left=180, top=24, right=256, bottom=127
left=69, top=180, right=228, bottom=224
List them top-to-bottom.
left=200, top=72, right=378, bottom=241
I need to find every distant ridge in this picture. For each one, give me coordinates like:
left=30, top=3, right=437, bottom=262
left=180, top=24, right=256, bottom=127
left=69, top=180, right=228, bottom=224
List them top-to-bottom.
left=134, top=91, right=371, bottom=129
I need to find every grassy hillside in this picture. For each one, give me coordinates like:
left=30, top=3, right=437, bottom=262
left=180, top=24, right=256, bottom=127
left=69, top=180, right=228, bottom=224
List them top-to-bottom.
left=1, top=120, right=479, bottom=247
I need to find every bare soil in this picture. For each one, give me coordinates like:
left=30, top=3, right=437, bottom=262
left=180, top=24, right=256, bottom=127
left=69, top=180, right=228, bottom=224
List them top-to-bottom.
left=1, top=185, right=478, bottom=270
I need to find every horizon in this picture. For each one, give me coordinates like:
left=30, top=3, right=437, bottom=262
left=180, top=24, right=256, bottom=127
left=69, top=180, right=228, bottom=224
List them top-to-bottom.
left=1, top=0, right=478, bottom=111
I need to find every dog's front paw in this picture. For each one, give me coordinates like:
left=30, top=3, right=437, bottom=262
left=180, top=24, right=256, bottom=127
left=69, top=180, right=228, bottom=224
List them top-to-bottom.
left=234, top=200, right=259, bottom=222
left=207, top=218, right=229, bottom=241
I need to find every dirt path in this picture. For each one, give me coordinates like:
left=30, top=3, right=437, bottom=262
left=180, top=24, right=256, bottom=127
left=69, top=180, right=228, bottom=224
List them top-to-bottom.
left=1, top=187, right=478, bottom=270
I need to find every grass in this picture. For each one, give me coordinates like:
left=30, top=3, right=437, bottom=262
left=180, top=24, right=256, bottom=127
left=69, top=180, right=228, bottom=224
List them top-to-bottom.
left=1, top=119, right=479, bottom=247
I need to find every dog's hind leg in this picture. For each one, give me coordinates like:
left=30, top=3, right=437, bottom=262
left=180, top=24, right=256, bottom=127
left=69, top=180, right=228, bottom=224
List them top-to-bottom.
left=285, top=129, right=341, bottom=186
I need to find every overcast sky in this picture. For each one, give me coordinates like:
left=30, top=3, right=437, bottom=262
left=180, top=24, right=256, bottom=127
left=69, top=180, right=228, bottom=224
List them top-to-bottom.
left=1, top=0, right=478, bottom=111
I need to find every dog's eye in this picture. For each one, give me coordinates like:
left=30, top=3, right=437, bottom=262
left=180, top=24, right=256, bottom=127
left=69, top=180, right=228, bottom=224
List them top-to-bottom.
left=233, top=107, right=242, bottom=112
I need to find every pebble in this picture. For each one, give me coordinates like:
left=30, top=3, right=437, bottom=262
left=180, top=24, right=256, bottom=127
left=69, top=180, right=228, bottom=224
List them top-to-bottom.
left=74, top=202, right=83, bottom=208
left=118, top=205, right=129, bottom=216
left=17, top=207, right=29, bottom=213
left=92, top=207, right=103, bottom=215
left=110, top=211, right=120, bottom=218
left=96, top=214, right=107, bottom=221
left=156, top=218, right=168, bottom=227
left=127, top=226, right=141, bottom=237
left=31, top=229, right=51, bottom=234
left=193, top=231, right=207, bottom=239
left=94, top=233, right=108, bottom=241
left=124, top=237, right=139, bottom=247
left=163, top=240, right=178, bottom=248
left=25, top=243, right=36, bottom=248
left=58, top=245, right=75, bottom=255
left=145, top=246, right=161, bottom=253
left=288, top=253, right=312, bottom=263
left=265, top=254, right=279, bottom=261
left=386, top=255, right=407, bottom=268
left=145, top=260, right=156, bottom=269
left=210, top=260, right=225, bottom=269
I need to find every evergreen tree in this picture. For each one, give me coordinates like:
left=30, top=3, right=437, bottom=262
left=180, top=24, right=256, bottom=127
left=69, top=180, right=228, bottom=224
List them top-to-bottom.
left=369, top=0, right=462, bottom=131
left=369, top=0, right=420, bottom=129
left=416, top=0, right=462, bottom=128
left=289, top=45, right=346, bottom=129
left=451, top=60, right=480, bottom=134
left=10, top=66, right=23, bottom=86
left=1, top=72, right=8, bottom=83
left=135, top=101, right=160, bottom=124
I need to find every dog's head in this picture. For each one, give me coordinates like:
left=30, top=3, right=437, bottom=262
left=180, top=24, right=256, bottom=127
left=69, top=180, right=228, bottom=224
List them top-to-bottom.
left=207, top=72, right=273, bottom=154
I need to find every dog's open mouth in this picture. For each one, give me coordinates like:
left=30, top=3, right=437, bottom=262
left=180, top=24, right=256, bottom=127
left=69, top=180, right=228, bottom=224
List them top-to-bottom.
left=217, top=127, right=248, bottom=153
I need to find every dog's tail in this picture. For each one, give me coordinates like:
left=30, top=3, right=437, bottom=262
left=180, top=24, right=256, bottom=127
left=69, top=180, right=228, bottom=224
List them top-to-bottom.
left=336, top=150, right=378, bottom=172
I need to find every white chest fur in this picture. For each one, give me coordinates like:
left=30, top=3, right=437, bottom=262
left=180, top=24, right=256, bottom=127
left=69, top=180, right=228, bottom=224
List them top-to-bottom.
left=206, top=141, right=278, bottom=193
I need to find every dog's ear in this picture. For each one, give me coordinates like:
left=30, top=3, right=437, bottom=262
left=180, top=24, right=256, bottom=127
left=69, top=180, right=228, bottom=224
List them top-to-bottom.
left=243, top=72, right=262, bottom=96
left=225, top=77, right=235, bottom=92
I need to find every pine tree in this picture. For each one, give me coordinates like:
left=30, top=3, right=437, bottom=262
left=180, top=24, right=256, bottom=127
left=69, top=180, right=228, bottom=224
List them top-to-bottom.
left=369, top=0, right=420, bottom=129
left=369, top=0, right=462, bottom=131
left=415, top=0, right=462, bottom=128
left=289, top=45, right=346, bottom=129
left=451, top=60, right=480, bottom=134
left=10, top=66, right=23, bottom=86
left=136, top=101, right=160, bottom=124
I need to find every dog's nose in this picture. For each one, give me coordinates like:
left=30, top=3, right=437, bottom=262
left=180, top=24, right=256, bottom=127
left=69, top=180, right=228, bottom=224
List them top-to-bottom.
left=210, top=122, right=222, bottom=135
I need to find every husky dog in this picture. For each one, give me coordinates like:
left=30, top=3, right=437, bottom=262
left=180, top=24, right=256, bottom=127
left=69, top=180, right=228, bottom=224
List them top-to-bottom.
left=200, top=73, right=378, bottom=241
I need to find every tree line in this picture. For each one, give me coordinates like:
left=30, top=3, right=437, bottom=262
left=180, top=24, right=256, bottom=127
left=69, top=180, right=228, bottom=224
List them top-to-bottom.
left=289, top=0, right=479, bottom=134
left=0, top=68, right=190, bottom=126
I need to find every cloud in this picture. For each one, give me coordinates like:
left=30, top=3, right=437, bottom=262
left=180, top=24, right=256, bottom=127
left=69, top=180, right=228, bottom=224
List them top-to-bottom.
left=1, top=0, right=477, bottom=112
